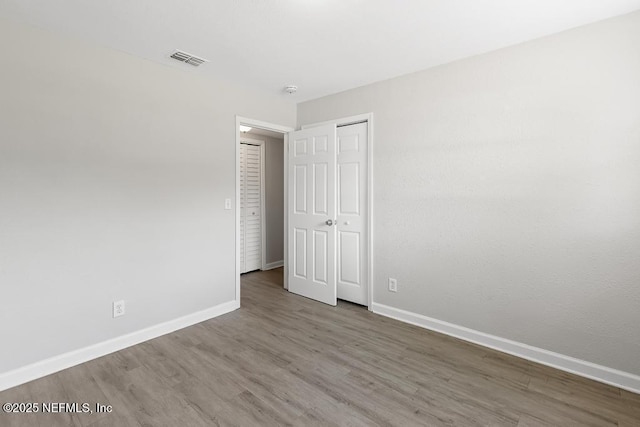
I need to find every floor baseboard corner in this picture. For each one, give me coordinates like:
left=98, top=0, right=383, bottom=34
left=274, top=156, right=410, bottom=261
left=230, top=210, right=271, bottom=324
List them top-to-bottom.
left=263, top=261, right=284, bottom=270
left=0, top=299, right=239, bottom=392
left=371, top=302, right=640, bottom=394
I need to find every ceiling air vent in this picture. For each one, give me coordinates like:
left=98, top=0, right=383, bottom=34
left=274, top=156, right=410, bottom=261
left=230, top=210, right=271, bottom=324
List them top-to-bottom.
left=169, top=50, right=208, bottom=67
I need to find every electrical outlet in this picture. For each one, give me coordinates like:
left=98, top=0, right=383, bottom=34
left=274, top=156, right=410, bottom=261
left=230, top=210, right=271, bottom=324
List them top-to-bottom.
left=224, top=198, right=232, bottom=210
left=388, top=278, right=398, bottom=293
left=113, top=300, right=125, bottom=318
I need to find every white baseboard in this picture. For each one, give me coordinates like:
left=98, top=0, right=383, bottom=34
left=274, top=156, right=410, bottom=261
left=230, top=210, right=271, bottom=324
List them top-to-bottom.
left=263, top=260, right=284, bottom=270
left=0, top=299, right=240, bottom=392
left=372, top=303, right=640, bottom=394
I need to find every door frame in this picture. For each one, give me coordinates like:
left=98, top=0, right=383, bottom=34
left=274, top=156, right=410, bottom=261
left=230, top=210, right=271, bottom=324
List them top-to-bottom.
left=300, top=113, right=374, bottom=310
left=235, top=114, right=373, bottom=310
left=235, top=116, right=293, bottom=304
left=239, top=137, right=266, bottom=273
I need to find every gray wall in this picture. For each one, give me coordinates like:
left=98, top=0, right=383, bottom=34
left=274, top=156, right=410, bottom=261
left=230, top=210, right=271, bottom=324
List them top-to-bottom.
left=298, top=11, right=640, bottom=375
left=0, top=17, right=295, bottom=374
left=263, top=135, right=285, bottom=265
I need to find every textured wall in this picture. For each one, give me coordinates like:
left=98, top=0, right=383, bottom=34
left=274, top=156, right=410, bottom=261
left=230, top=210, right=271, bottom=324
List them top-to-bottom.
left=298, top=11, right=640, bottom=374
left=0, top=17, right=295, bottom=374
left=263, top=135, right=285, bottom=265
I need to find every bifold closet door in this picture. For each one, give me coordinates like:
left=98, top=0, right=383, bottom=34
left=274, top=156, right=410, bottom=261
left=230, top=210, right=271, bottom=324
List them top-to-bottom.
left=287, top=122, right=368, bottom=306
left=240, top=143, right=262, bottom=273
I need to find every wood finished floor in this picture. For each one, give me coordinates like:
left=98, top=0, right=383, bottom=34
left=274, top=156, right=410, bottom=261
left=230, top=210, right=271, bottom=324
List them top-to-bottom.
left=1, top=268, right=639, bottom=426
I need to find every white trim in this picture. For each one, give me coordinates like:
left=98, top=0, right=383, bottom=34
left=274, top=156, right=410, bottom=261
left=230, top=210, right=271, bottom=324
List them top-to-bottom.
left=299, top=113, right=374, bottom=310
left=301, top=113, right=372, bottom=130
left=366, top=115, right=374, bottom=311
left=236, top=116, right=293, bottom=297
left=235, top=117, right=241, bottom=302
left=237, top=117, right=294, bottom=135
left=283, top=134, right=289, bottom=290
left=239, top=137, right=266, bottom=273
left=259, top=143, right=266, bottom=271
left=263, top=260, right=284, bottom=270
left=0, top=300, right=240, bottom=392
left=371, top=303, right=640, bottom=394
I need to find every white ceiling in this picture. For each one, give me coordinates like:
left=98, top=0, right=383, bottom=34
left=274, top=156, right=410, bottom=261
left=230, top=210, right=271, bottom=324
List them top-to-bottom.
left=2, top=0, right=640, bottom=102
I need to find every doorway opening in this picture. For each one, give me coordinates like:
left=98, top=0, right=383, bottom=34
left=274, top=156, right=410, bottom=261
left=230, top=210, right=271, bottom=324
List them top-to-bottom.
left=235, top=114, right=373, bottom=310
left=235, top=117, right=293, bottom=303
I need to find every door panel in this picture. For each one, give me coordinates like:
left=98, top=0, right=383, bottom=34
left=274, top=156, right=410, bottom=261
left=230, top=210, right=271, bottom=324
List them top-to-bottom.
left=336, top=122, right=368, bottom=305
left=288, top=124, right=337, bottom=305
left=294, top=139, right=308, bottom=156
left=338, top=162, right=360, bottom=215
left=313, top=163, right=328, bottom=215
left=294, top=165, right=307, bottom=213
left=294, top=228, right=307, bottom=278
left=313, top=230, right=328, bottom=284
left=338, top=230, right=361, bottom=285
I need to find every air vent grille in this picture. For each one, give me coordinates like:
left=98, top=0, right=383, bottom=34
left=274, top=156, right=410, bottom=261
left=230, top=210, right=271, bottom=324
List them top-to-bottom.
left=170, top=50, right=208, bottom=67
left=185, top=56, right=205, bottom=67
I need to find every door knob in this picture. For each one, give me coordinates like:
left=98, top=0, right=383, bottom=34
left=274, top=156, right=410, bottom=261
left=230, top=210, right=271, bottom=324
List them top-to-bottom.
left=325, top=219, right=334, bottom=226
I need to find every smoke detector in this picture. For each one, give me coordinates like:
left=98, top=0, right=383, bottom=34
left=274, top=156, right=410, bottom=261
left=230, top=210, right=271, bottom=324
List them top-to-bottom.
left=169, top=50, right=209, bottom=67
left=284, top=85, right=298, bottom=95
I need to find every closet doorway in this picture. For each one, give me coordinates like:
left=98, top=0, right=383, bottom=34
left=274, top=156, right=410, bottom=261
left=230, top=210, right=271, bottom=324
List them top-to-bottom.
left=234, top=115, right=372, bottom=310
left=288, top=117, right=372, bottom=307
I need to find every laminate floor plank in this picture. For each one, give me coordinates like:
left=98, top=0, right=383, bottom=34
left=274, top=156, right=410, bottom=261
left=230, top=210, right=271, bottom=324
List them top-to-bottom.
left=1, top=268, right=638, bottom=426
left=56, top=364, right=113, bottom=426
left=446, top=373, right=619, bottom=427
left=22, top=374, right=80, bottom=427
left=528, top=375, right=640, bottom=421
left=0, top=379, right=37, bottom=427
left=622, top=389, right=640, bottom=404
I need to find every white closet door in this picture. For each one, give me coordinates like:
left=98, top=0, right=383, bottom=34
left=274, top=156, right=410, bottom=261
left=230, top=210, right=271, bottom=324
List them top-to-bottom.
left=286, top=121, right=368, bottom=306
left=336, top=122, right=368, bottom=305
left=287, top=124, right=338, bottom=306
left=241, top=143, right=263, bottom=273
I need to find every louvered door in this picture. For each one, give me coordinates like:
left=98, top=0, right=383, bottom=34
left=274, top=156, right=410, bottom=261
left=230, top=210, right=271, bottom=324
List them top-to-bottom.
left=240, top=143, right=263, bottom=273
